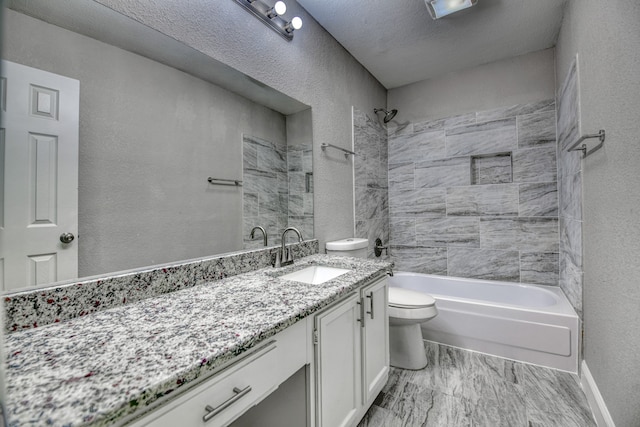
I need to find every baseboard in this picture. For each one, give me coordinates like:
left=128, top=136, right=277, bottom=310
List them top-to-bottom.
left=580, top=360, right=615, bottom=427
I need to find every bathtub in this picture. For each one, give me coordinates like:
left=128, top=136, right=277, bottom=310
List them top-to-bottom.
left=389, top=272, right=579, bottom=373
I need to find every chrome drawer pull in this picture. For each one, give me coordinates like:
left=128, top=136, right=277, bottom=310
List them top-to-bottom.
left=202, top=385, right=252, bottom=422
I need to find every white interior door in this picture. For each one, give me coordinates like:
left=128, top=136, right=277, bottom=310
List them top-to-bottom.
left=0, top=60, right=80, bottom=291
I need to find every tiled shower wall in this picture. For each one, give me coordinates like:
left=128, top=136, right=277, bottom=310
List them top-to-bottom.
left=557, top=59, right=584, bottom=317
left=388, top=100, right=560, bottom=285
left=353, top=108, right=390, bottom=258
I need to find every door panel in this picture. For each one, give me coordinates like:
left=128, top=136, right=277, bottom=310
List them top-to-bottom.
left=0, top=60, right=79, bottom=290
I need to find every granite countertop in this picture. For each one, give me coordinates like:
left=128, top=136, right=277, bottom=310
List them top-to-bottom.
left=5, top=254, right=391, bottom=427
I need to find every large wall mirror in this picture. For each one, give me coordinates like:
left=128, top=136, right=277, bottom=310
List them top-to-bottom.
left=0, top=0, right=313, bottom=292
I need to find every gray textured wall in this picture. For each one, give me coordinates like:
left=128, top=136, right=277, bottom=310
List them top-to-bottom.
left=96, top=0, right=388, bottom=251
left=556, top=0, right=640, bottom=425
left=3, top=9, right=288, bottom=277
left=388, top=49, right=556, bottom=124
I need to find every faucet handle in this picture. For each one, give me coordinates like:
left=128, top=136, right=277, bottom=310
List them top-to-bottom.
left=286, top=246, right=294, bottom=263
left=273, top=250, right=282, bottom=268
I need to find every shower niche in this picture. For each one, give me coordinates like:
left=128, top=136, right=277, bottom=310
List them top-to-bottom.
left=470, top=152, right=513, bottom=185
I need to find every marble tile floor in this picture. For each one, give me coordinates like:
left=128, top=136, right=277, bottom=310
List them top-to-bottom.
left=358, top=341, right=596, bottom=427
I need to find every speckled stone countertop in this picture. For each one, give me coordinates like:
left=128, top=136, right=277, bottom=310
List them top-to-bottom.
left=5, top=254, right=391, bottom=427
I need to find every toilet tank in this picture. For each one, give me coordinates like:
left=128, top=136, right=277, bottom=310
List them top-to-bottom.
left=325, top=238, right=369, bottom=259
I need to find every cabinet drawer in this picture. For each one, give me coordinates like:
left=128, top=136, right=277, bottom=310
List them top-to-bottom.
left=131, top=320, right=308, bottom=427
left=142, top=341, right=279, bottom=427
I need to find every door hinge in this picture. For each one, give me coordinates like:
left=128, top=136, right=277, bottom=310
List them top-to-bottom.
left=313, top=329, right=318, bottom=345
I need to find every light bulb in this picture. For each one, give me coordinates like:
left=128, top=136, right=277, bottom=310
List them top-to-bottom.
left=274, top=1, right=286, bottom=15
left=291, top=16, right=302, bottom=30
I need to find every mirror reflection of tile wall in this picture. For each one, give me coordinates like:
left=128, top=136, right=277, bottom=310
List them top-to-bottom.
left=243, top=110, right=313, bottom=249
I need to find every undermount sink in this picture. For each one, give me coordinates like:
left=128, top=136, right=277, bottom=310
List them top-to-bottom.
left=279, top=265, right=351, bottom=285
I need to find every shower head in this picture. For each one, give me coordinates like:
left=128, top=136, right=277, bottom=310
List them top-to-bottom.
left=374, top=108, right=398, bottom=123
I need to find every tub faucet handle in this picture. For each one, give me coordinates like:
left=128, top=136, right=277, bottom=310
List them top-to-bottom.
left=374, top=238, right=388, bottom=257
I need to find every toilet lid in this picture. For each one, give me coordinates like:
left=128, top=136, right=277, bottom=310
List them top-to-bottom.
left=388, top=287, right=436, bottom=308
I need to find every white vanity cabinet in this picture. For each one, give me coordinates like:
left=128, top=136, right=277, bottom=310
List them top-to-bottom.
left=314, top=275, right=389, bottom=427
left=361, top=276, right=390, bottom=405
left=126, top=319, right=308, bottom=427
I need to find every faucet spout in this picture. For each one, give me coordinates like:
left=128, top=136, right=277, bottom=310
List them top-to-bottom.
left=250, top=226, right=268, bottom=246
left=274, top=227, right=303, bottom=267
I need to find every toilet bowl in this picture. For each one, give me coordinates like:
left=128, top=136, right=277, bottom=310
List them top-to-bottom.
left=325, top=238, right=438, bottom=370
left=388, top=287, right=437, bottom=370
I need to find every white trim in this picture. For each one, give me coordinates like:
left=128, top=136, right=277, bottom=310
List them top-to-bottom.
left=580, top=360, right=615, bottom=427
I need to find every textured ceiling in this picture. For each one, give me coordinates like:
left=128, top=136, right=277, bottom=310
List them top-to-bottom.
left=297, top=0, right=567, bottom=89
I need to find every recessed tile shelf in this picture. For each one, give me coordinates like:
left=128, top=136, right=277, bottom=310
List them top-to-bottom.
left=471, top=152, right=513, bottom=185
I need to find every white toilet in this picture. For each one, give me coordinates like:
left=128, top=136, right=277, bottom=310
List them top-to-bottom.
left=326, top=238, right=438, bottom=370
left=388, top=287, right=437, bottom=370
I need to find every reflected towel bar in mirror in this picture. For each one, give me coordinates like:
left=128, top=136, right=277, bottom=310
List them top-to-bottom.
left=567, top=129, right=605, bottom=158
left=321, top=143, right=355, bottom=158
left=207, top=177, right=243, bottom=186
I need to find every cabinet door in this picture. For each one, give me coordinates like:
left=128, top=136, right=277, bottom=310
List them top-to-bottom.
left=362, top=277, right=389, bottom=405
left=315, top=293, right=362, bottom=427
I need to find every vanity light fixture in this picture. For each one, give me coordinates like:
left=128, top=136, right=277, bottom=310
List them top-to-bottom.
left=233, top=0, right=303, bottom=41
left=425, top=0, right=478, bottom=19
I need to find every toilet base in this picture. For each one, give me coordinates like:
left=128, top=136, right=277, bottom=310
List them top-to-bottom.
left=389, top=323, right=427, bottom=370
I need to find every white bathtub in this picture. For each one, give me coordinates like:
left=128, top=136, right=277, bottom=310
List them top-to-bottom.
left=389, top=272, right=579, bottom=373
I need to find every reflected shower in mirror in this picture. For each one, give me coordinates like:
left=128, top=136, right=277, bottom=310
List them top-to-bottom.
left=1, top=1, right=313, bottom=291
left=243, top=109, right=313, bottom=249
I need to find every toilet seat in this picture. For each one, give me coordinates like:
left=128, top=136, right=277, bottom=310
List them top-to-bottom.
left=388, top=287, right=436, bottom=308
left=388, top=287, right=437, bottom=321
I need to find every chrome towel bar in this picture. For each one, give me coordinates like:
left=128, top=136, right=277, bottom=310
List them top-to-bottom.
left=567, top=129, right=605, bottom=158
left=321, top=143, right=355, bottom=158
left=207, top=177, right=243, bottom=186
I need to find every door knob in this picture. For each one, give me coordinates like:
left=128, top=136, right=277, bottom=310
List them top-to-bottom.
left=60, top=232, right=75, bottom=244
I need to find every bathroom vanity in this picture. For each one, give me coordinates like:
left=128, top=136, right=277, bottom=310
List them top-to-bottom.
left=4, top=254, right=391, bottom=427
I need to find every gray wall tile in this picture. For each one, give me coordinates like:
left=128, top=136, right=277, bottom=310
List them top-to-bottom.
left=556, top=60, right=583, bottom=318
left=476, top=99, right=555, bottom=123
left=354, top=108, right=390, bottom=258
left=518, top=110, right=557, bottom=148
left=414, top=112, right=476, bottom=133
left=445, top=118, right=517, bottom=157
left=389, top=129, right=446, bottom=163
left=513, top=146, right=557, bottom=183
left=415, top=157, right=471, bottom=188
left=389, top=162, right=414, bottom=191
left=559, top=171, right=582, bottom=221
left=519, top=182, right=558, bottom=217
left=447, top=184, right=519, bottom=216
left=389, top=188, right=446, bottom=217
left=416, top=217, right=480, bottom=248
left=390, top=218, right=416, bottom=247
left=480, top=218, right=559, bottom=252
left=391, top=247, right=447, bottom=275
left=448, top=248, right=520, bottom=281
left=520, top=252, right=559, bottom=286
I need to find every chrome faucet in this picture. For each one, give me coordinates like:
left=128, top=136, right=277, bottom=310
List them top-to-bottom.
left=250, top=226, right=268, bottom=246
left=274, top=227, right=303, bottom=267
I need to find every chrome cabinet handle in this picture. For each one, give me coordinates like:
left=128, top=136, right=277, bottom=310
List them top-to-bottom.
left=59, top=233, right=75, bottom=244
left=366, top=292, right=374, bottom=319
left=356, top=299, right=365, bottom=328
left=202, top=385, right=252, bottom=422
